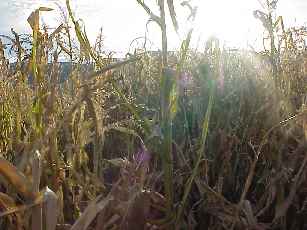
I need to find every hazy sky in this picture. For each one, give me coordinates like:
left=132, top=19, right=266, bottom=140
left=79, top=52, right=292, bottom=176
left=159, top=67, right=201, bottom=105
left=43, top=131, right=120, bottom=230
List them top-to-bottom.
left=0, top=0, right=306, bottom=54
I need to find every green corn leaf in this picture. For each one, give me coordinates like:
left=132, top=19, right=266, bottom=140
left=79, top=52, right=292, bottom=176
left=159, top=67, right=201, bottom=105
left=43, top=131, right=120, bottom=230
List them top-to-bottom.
left=176, top=82, right=215, bottom=224
left=169, top=83, right=178, bottom=120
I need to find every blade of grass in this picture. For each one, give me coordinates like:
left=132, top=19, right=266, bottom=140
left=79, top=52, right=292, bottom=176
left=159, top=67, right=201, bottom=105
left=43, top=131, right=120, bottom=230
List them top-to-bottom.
left=176, top=78, right=215, bottom=225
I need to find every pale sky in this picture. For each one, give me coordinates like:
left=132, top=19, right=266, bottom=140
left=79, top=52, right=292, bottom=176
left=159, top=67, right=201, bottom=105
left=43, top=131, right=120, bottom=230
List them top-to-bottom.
left=0, top=0, right=306, bottom=55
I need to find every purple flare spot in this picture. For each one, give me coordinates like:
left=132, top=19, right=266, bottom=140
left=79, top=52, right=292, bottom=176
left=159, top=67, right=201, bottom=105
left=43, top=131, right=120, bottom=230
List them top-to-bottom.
left=134, top=146, right=151, bottom=167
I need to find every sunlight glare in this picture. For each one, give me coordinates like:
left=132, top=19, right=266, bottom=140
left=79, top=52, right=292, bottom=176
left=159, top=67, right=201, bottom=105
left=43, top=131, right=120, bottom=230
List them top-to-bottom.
left=193, top=0, right=263, bottom=49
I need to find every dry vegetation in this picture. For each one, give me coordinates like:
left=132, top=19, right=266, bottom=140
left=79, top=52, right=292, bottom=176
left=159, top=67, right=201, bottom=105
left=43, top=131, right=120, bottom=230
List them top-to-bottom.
left=0, top=0, right=306, bottom=229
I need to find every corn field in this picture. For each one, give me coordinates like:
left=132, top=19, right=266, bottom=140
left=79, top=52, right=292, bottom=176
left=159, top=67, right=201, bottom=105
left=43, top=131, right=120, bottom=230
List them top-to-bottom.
left=0, top=0, right=306, bottom=229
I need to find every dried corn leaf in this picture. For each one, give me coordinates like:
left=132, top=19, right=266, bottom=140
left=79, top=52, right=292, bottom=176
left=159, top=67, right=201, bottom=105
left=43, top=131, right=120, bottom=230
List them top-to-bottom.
left=38, top=7, right=54, bottom=12
left=27, top=10, right=39, bottom=31
left=0, top=157, right=34, bottom=200
left=0, top=192, right=22, bottom=229
left=0, top=192, right=15, bottom=208
left=71, top=195, right=113, bottom=230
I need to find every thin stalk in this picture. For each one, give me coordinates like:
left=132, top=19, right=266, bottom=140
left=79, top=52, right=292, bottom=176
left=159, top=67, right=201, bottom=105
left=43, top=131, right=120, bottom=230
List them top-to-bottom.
left=159, top=0, right=168, bottom=67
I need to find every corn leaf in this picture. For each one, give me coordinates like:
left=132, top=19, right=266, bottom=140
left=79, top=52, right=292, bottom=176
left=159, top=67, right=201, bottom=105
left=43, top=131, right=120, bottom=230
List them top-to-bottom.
left=0, top=157, right=35, bottom=200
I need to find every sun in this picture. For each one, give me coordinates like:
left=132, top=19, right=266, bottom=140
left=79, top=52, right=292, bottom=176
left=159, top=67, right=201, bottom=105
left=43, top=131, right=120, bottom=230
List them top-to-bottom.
left=191, top=0, right=264, bottom=49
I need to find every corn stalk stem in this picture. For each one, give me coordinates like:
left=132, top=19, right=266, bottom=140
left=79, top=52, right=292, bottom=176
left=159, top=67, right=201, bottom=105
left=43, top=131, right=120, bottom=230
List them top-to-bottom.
left=31, top=151, right=42, bottom=230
